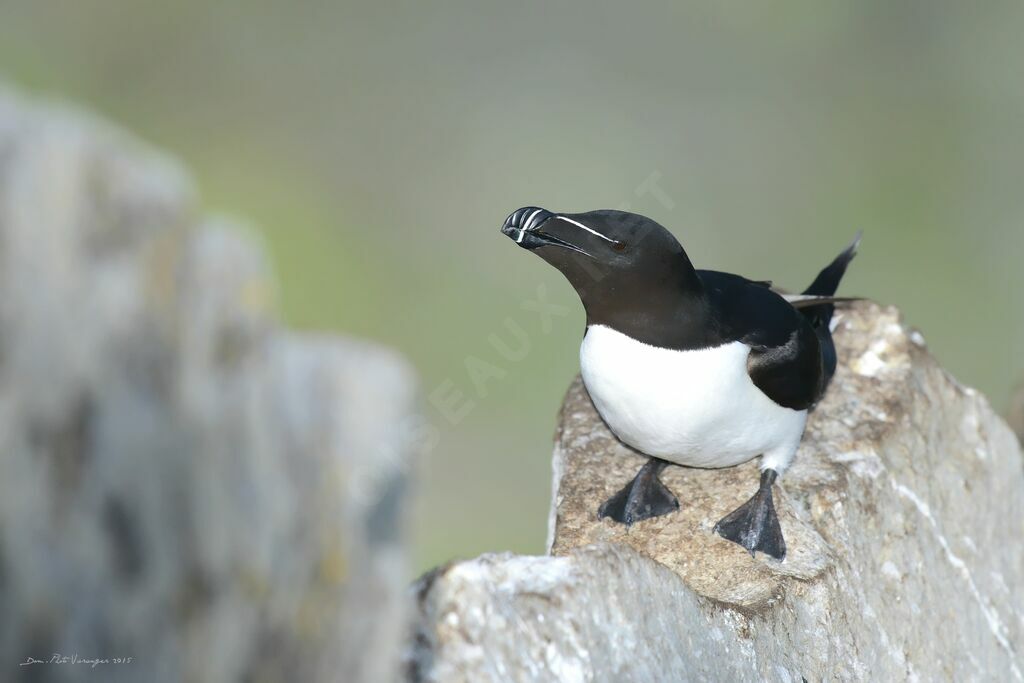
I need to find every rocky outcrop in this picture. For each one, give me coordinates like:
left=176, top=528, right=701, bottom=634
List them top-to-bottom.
left=0, top=87, right=418, bottom=682
left=409, top=303, right=1024, bottom=682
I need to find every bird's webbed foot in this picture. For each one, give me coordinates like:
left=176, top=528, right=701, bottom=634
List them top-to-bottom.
left=598, top=457, right=679, bottom=526
left=714, top=468, right=786, bottom=560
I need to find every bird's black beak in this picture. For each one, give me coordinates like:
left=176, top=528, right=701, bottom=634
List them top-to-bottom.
left=501, top=206, right=591, bottom=256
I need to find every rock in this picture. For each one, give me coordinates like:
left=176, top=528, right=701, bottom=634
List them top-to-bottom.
left=0, top=85, right=418, bottom=682
left=409, top=302, right=1024, bottom=681
left=407, top=544, right=764, bottom=683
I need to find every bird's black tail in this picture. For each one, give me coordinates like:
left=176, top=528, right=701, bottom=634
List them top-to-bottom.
left=801, top=231, right=862, bottom=384
left=803, top=231, right=862, bottom=297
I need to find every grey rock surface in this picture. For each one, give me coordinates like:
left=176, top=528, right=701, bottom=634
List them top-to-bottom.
left=0, top=86, right=418, bottom=682
left=409, top=302, right=1024, bottom=682
left=407, top=544, right=762, bottom=683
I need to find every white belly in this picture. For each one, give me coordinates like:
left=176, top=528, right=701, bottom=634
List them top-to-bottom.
left=579, top=324, right=807, bottom=471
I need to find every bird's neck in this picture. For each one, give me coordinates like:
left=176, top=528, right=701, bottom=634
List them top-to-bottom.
left=580, top=268, right=714, bottom=350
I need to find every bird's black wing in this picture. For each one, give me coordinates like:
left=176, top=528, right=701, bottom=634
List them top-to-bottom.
left=698, top=270, right=825, bottom=410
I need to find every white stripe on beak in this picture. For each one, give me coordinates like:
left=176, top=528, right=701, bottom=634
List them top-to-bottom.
left=525, top=208, right=544, bottom=231
left=555, top=215, right=616, bottom=243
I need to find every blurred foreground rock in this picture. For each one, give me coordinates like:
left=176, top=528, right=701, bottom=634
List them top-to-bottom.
left=0, top=87, right=418, bottom=682
left=409, top=303, right=1024, bottom=681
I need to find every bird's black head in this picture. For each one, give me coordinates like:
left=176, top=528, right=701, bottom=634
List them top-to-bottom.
left=501, top=207, right=706, bottom=341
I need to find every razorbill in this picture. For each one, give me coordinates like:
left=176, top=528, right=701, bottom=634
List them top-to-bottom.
left=501, top=207, right=859, bottom=560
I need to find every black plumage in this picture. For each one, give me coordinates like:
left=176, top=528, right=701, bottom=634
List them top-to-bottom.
left=501, top=207, right=860, bottom=559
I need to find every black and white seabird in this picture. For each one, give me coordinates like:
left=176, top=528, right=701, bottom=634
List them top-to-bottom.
left=501, top=207, right=860, bottom=560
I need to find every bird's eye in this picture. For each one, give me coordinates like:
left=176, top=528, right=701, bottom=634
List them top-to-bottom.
left=612, top=241, right=628, bottom=253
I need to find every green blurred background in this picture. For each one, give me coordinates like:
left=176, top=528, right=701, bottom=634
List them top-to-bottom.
left=3, top=1, right=1021, bottom=574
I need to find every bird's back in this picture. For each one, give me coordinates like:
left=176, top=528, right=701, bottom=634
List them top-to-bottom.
left=697, top=270, right=827, bottom=411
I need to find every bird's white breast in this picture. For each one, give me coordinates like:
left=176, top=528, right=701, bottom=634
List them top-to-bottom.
left=579, top=324, right=807, bottom=470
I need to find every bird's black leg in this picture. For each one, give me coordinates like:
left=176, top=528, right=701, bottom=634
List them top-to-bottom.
left=598, top=457, right=679, bottom=525
left=714, top=468, right=786, bottom=560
